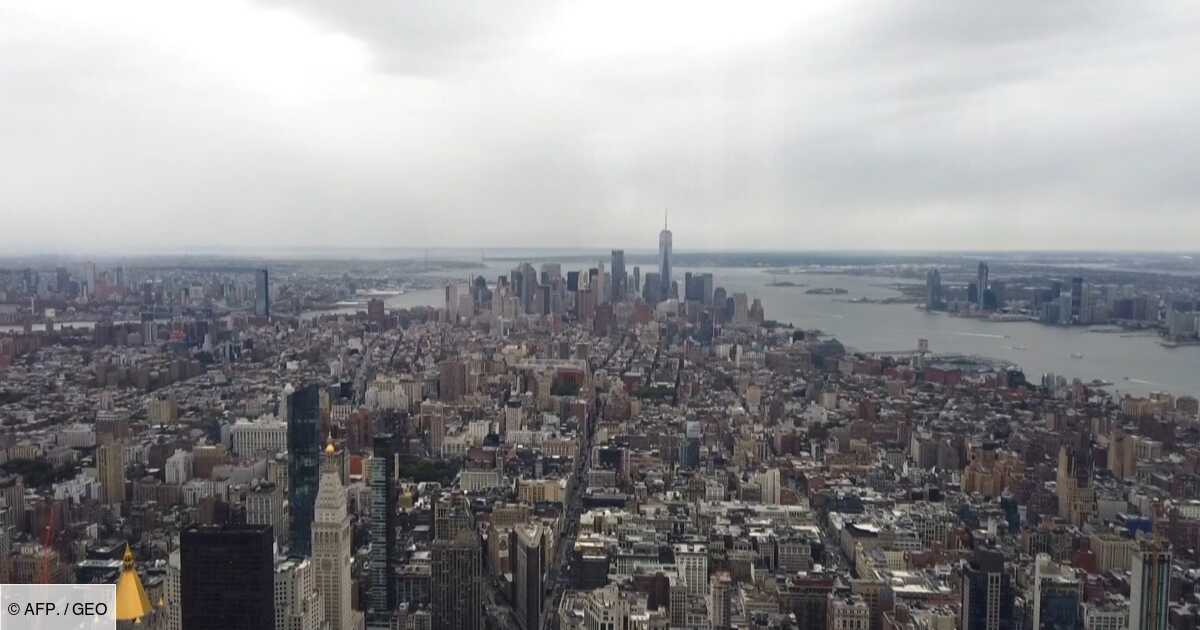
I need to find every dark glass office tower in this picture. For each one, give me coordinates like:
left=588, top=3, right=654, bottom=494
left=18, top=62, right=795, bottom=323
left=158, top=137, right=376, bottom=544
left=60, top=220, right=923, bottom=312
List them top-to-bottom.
left=611, top=249, right=626, bottom=301
left=976, top=261, right=989, bottom=310
left=255, top=268, right=270, bottom=318
left=287, top=384, right=321, bottom=557
left=367, top=434, right=396, bottom=616
left=180, top=524, right=274, bottom=630
left=513, top=526, right=544, bottom=630
left=961, top=548, right=1015, bottom=630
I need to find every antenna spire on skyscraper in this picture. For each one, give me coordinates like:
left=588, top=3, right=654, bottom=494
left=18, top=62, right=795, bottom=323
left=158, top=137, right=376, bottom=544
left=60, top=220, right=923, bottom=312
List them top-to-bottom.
left=664, top=209, right=668, bottom=230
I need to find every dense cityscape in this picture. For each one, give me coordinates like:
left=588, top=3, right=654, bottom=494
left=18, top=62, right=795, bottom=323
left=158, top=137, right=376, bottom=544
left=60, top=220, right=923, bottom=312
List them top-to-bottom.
left=5, top=3, right=1200, bottom=629
left=0, top=219, right=1198, bottom=630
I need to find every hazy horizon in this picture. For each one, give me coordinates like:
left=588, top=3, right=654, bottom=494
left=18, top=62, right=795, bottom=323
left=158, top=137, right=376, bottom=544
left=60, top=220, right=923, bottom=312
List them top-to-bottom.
left=2, top=241, right=1200, bottom=260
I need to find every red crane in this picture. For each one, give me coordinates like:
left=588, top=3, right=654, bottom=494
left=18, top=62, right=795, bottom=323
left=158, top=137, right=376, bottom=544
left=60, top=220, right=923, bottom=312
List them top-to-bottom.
left=38, top=508, right=56, bottom=583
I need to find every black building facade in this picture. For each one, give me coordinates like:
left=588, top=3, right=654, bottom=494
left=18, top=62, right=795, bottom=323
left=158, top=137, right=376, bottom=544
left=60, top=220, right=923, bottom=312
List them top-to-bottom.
left=287, top=383, right=321, bottom=557
left=180, top=524, right=274, bottom=630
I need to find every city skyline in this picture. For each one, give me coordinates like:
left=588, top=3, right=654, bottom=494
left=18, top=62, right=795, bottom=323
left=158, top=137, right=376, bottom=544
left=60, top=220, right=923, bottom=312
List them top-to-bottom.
left=4, top=3, right=1200, bottom=253
left=3, top=4, right=1200, bottom=630
left=0, top=224, right=1198, bottom=629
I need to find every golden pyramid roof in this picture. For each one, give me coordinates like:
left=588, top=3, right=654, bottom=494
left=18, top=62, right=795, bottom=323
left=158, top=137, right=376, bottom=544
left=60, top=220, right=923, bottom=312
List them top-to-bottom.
left=115, top=545, right=153, bottom=622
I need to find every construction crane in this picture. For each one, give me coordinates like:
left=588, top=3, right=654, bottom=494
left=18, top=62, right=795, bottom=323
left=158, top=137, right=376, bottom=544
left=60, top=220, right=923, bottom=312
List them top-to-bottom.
left=38, top=507, right=56, bottom=583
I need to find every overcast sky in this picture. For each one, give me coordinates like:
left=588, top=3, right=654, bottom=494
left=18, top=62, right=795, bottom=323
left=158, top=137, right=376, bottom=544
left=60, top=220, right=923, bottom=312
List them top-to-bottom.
left=2, top=1, right=1198, bottom=255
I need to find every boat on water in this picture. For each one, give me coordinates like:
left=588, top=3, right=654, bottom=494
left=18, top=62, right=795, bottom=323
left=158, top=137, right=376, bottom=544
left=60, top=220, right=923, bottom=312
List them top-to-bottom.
left=356, top=288, right=406, bottom=297
left=1070, top=353, right=1085, bottom=359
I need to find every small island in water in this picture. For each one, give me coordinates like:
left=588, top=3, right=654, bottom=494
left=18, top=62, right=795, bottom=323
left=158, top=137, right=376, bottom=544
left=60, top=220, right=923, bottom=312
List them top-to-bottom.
left=766, top=280, right=807, bottom=288
left=805, top=287, right=849, bottom=295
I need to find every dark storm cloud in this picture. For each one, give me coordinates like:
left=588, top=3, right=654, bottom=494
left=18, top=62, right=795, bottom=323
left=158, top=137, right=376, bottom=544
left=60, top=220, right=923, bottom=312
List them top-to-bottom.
left=1, top=1, right=1198, bottom=254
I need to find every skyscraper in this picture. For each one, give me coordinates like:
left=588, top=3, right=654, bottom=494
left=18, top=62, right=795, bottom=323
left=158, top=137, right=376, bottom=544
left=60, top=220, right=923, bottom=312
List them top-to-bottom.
left=658, top=214, right=672, bottom=299
left=611, top=249, right=626, bottom=302
left=84, top=261, right=97, bottom=298
left=595, top=261, right=606, bottom=304
left=976, top=262, right=989, bottom=310
left=520, top=263, right=537, bottom=314
left=510, top=265, right=525, bottom=307
left=55, top=267, right=69, bottom=294
left=255, top=268, right=270, bottom=318
left=926, top=268, right=943, bottom=311
left=643, top=272, right=661, bottom=305
left=698, top=272, right=714, bottom=305
left=1070, top=277, right=1085, bottom=323
left=444, top=283, right=458, bottom=321
left=733, top=292, right=749, bottom=324
left=367, top=297, right=385, bottom=323
left=141, top=312, right=157, bottom=345
left=438, top=359, right=467, bottom=402
left=287, top=384, right=322, bottom=557
left=680, top=421, right=701, bottom=468
left=367, top=434, right=396, bottom=617
left=97, top=442, right=126, bottom=505
left=313, top=468, right=353, bottom=630
left=760, top=468, right=781, bottom=505
left=245, top=482, right=287, bottom=547
left=434, top=493, right=473, bottom=542
left=181, top=524, right=275, bottom=630
left=513, top=525, right=544, bottom=630
left=431, top=531, right=482, bottom=630
left=1129, top=540, right=1171, bottom=630
left=673, top=543, right=707, bottom=597
left=961, top=548, right=1015, bottom=630
left=166, top=551, right=181, bottom=630
left=1031, top=553, right=1080, bottom=630
left=274, top=557, right=325, bottom=630
left=709, top=571, right=734, bottom=630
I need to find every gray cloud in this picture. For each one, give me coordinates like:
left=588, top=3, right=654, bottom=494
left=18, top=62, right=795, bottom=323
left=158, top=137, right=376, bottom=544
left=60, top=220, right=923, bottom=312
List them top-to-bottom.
left=254, top=0, right=558, bottom=75
left=1, top=1, right=1198, bottom=254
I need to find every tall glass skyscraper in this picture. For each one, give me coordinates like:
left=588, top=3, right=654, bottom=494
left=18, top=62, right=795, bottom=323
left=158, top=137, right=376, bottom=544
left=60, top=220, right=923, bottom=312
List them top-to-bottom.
left=658, top=214, right=672, bottom=299
left=611, top=249, right=626, bottom=302
left=976, top=261, right=989, bottom=310
left=254, top=268, right=270, bottom=318
left=926, top=268, right=943, bottom=311
left=287, top=384, right=321, bottom=557
left=367, top=434, right=396, bottom=617
left=513, top=525, right=544, bottom=630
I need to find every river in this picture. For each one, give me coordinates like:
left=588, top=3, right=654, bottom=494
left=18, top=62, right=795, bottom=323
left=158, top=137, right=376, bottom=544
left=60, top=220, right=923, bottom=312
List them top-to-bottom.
left=11, top=261, right=1194, bottom=398
left=331, top=262, right=1199, bottom=398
